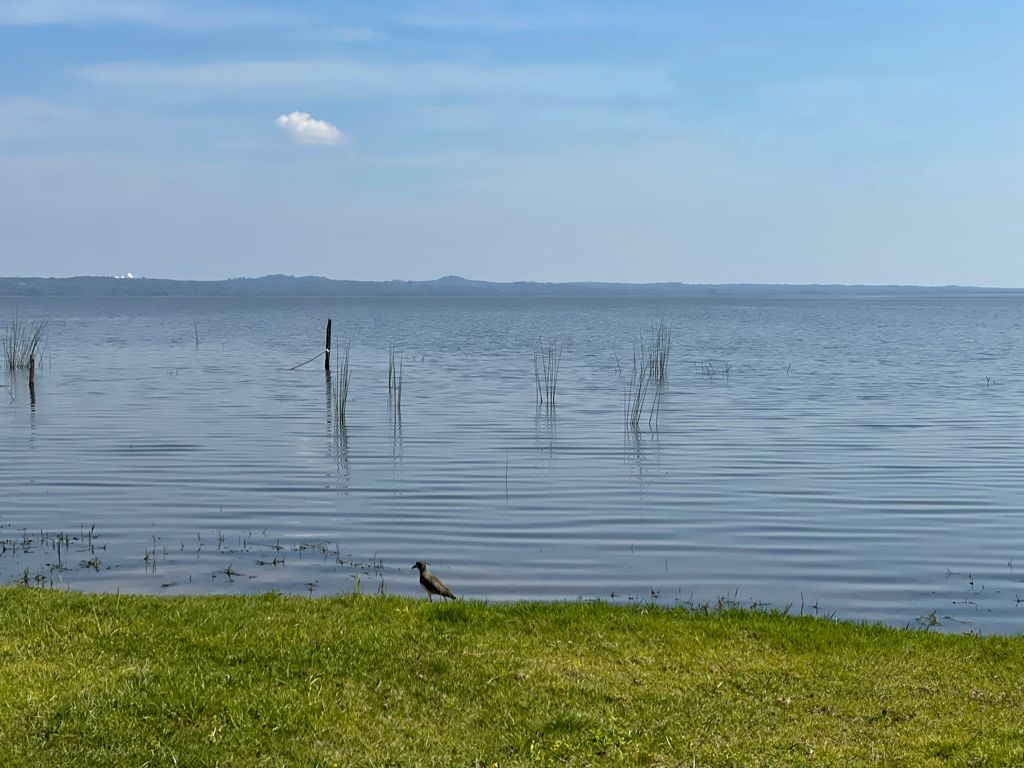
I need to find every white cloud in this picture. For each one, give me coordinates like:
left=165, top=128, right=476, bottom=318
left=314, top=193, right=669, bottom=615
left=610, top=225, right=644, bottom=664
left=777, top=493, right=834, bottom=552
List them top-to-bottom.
left=275, top=111, right=347, bottom=146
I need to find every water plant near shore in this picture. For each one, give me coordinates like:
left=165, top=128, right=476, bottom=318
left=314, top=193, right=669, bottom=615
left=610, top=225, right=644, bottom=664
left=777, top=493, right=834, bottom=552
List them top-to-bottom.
left=3, top=317, right=46, bottom=372
left=650, top=320, right=670, bottom=384
left=624, top=322, right=671, bottom=431
left=533, top=340, right=562, bottom=409
left=332, top=344, right=351, bottom=427
left=388, top=344, right=404, bottom=416
left=624, top=344, right=650, bottom=431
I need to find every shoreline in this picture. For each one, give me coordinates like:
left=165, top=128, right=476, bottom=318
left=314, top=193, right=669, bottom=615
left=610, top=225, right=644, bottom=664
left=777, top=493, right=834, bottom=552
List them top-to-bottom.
left=2, top=588, right=1022, bottom=765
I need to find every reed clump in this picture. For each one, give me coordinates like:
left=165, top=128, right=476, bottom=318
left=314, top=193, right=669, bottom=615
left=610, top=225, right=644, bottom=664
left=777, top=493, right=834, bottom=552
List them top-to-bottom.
left=3, top=317, right=46, bottom=372
left=624, top=321, right=671, bottom=431
left=650, top=321, right=670, bottom=384
left=533, top=341, right=562, bottom=409
left=332, top=344, right=351, bottom=427
left=388, top=345, right=404, bottom=415
left=625, top=345, right=650, bottom=431
left=696, top=359, right=731, bottom=381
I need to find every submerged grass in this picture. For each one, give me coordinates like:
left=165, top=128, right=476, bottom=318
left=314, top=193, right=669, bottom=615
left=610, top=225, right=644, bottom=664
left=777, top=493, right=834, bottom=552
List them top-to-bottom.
left=1, top=589, right=1022, bottom=767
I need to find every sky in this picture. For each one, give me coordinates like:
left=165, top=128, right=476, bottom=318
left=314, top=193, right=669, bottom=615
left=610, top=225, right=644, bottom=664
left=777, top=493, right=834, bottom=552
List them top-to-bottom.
left=1, top=1, right=1022, bottom=285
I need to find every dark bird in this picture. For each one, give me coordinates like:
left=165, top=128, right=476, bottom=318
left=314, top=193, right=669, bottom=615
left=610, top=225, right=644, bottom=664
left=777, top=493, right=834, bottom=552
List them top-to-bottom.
left=412, top=561, right=456, bottom=601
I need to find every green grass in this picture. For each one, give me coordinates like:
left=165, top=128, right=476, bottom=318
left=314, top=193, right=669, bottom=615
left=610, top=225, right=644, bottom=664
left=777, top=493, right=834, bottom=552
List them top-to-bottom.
left=2, top=317, right=46, bottom=372
left=1, top=589, right=1022, bottom=767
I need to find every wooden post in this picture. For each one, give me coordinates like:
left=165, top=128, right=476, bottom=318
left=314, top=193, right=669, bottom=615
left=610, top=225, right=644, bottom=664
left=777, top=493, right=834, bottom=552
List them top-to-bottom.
left=324, top=319, right=332, bottom=372
left=28, top=352, right=35, bottom=405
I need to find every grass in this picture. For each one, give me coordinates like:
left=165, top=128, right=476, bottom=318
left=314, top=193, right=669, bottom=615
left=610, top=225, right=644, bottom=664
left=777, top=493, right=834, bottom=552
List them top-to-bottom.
left=3, top=317, right=46, bottom=372
left=650, top=321, right=671, bottom=385
left=625, top=322, right=671, bottom=431
left=533, top=340, right=562, bottom=409
left=332, top=344, right=351, bottom=427
left=388, top=344, right=404, bottom=416
left=625, top=345, right=650, bottom=430
left=1, top=590, right=1022, bottom=767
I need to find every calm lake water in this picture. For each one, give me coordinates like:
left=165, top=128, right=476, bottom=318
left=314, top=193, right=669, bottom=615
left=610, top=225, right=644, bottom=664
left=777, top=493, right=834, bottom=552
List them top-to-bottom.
left=2, top=294, right=1024, bottom=633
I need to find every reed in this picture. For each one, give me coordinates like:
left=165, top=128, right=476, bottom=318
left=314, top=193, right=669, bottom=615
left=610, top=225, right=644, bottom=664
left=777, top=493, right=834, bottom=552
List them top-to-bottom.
left=3, top=317, right=46, bottom=372
left=650, top=321, right=670, bottom=384
left=624, top=322, right=672, bottom=431
left=647, top=322, right=670, bottom=427
left=533, top=341, right=562, bottom=408
left=624, top=344, right=649, bottom=431
left=332, top=345, right=351, bottom=427
left=388, top=345, right=404, bottom=414
left=696, top=359, right=730, bottom=381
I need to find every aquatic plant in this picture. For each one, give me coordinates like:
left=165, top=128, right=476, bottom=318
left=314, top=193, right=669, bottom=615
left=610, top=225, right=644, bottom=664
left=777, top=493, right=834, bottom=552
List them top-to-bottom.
left=3, top=317, right=46, bottom=371
left=647, top=321, right=670, bottom=427
left=650, top=321, right=670, bottom=384
left=624, top=322, right=672, bottom=431
left=533, top=341, right=562, bottom=408
left=624, top=343, right=650, bottom=431
left=333, top=344, right=351, bottom=427
left=388, top=345, right=404, bottom=415
left=696, top=359, right=731, bottom=382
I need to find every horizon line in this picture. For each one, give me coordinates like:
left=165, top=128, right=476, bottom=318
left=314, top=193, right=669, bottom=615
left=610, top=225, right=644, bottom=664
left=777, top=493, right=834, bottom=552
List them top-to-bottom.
left=2, top=274, right=1023, bottom=291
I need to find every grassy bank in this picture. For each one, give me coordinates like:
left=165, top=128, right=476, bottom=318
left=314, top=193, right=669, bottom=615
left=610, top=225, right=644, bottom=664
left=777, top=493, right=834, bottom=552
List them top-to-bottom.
left=1, top=589, right=1022, bottom=767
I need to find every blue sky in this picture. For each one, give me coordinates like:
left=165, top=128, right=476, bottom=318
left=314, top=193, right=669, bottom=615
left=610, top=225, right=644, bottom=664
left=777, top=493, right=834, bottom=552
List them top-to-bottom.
left=1, top=1, right=1022, bottom=284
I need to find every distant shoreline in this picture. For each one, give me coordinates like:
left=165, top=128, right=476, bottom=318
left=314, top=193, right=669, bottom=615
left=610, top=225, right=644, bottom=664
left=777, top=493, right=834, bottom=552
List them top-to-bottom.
left=2, top=274, right=1021, bottom=298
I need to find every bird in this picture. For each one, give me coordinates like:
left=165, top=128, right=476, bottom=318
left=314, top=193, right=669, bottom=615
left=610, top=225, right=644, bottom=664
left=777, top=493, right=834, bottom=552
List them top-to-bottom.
left=412, top=561, right=456, bottom=601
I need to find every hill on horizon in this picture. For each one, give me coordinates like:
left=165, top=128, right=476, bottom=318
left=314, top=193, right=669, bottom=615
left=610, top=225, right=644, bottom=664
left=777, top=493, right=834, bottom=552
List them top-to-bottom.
left=0, top=274, right=1017, bottom=298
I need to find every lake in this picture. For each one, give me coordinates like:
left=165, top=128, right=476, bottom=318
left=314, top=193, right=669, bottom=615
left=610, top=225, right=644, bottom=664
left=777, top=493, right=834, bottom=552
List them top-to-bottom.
left=2, top=294, right=1023, bottom=633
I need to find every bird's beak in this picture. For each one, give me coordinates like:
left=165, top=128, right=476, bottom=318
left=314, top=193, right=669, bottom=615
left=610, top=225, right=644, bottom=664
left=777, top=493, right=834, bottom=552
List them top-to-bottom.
left=410, top=564, right=417, bottom=569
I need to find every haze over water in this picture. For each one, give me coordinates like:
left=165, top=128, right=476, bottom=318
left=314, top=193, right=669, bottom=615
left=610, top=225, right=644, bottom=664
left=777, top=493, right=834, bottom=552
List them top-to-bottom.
left=3, top=293, right=1023, bottom=633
